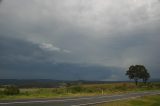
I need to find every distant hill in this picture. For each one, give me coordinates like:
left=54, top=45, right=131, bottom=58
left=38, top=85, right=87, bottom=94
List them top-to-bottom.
left=149, top=78, right=160, bottom=82
left=0, top=79, right=159, bottom=88
left=0, top=79, right=127, bottom=88
left=0, top=79, right=61, bottom=88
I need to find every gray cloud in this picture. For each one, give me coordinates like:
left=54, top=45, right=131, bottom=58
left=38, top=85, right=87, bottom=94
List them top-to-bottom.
left=0, top=0, right=160, bottom=80
left=0, top=36, right=125, bottom=80
left=0, top=36, right=72, bottom=64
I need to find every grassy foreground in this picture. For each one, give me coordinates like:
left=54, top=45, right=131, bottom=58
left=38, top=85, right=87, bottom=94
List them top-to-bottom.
left=0, top=82, right=160, bottom=100
left=94, top=94, right=160, bottom=106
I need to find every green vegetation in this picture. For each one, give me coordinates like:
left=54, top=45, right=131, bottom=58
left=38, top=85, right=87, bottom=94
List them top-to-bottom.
left=0, top=82, right=160, bottom=100
left=3, top=85, right=20, bottom=95
left=94, top=94, right=160, bottom=106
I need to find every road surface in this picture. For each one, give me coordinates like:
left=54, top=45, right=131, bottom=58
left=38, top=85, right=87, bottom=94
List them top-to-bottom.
left=0, top=91, right=160, bottom=106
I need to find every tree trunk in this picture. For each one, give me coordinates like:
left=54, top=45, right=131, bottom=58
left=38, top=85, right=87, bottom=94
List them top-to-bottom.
left=142, top=78, right=147, bottom=84
left=135, top=79, right=138, bottom=86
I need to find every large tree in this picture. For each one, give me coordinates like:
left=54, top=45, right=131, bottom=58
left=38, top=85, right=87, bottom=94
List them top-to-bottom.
left=126, top=65, right=150, bottom=85
left=141, top=69, right=150, bottom=84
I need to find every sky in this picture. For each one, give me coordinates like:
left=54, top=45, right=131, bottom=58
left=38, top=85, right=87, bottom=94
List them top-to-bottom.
left=0, top=0, right=160, bottom=81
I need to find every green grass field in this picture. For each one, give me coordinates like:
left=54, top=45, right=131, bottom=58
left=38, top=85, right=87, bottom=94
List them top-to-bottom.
left=0, top=82, right=160, bottom=100
left=94, top=94, right=160, bottom=106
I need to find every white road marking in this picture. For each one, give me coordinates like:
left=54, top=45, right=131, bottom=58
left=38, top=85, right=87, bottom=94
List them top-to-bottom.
left=0, top=91, right=159, bottom=105
left=72, top=92, right=160, bottom=106
left=0, top=94, right=127, bottom=105
left=71, top=96, right=141, bottom=106
left=0, top=97, right=92, bottom=105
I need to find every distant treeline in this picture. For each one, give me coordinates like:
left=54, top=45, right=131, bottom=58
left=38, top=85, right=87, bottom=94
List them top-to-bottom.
left=0, top=79, right=159, bottom=88
left=0, top=79, right=129, bottom=88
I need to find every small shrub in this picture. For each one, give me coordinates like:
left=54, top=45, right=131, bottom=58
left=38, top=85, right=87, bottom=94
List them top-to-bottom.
left=154, top=83, right=160, bottom=88
left=127, top=84, right=137, bottom=89
left=3, top=85, right=20, bottom=95
left=68, top=85, right=84, bottom=93
left=114, top=85, right=127, bottom=91
left=52, top=88, right=67, bottom=94
left=85, top=88, right=95, bottom=93
left=0, top=89, right=3, bottom=95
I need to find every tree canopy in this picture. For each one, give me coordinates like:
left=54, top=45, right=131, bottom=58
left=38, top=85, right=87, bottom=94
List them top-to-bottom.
left=126, top=65, right=150, bottom=85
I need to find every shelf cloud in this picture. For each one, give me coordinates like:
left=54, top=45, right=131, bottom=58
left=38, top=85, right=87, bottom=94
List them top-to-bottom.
left=0, top=0, right=160, bottom=80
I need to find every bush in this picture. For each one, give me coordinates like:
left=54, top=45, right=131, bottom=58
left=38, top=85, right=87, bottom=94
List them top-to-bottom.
left=154, top=83, right=160, bottom=88
left=3, top=85, right=20, bottom=95
left=68, top=85, right=84, bottom=93
left=114, top=85, right=127, bottom=91
left=52, top=88, right=67, bottom=94
left=0, top=89, right=3, bottom=95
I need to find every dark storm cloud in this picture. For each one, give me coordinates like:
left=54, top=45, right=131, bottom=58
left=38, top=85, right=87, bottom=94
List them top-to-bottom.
left=0, top=0, right=160, bottom=80
left=0, top=36, right=123, bottom=80
left=0, top=36, right=72, bottom=64
left=0, top=36, right=52, bottom=64
left=0, top=61, right=123, bottom=80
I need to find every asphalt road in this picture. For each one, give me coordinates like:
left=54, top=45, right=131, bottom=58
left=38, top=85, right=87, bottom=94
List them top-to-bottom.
left=0, top=91, right=160, bottom=106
